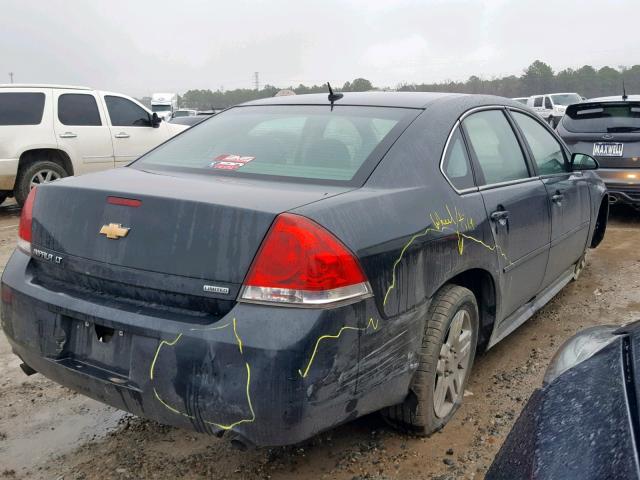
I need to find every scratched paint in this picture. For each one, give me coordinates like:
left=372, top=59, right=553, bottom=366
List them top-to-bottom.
left=383, top=205, right=512, bottom=306
left=298, top=317, right=380, bottom=379
left=149, top=318, right=256, bottom=430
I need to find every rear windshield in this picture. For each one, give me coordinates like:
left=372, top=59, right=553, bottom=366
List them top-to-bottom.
left=0, top=92, right=46, bottom=126
left=563, top=103, right=640, bottom=133
left=133, top=105, right=417, bottom=185
left=152, top=105, right=172, bottom=112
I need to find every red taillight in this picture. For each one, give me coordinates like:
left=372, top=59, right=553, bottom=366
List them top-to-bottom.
left=18, top=187, right=37, bottom=253
left=241, top=213, right=371, bottom=305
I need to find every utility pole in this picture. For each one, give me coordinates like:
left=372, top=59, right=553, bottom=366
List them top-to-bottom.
left=8, top=72, right=14, bottom=84
left=254, top=72, right=260, bottom=91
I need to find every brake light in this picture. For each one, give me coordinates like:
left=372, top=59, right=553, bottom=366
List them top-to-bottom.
left=18, top=187, right=37, bottom=254
left=241, top=213, right=372, bottom=305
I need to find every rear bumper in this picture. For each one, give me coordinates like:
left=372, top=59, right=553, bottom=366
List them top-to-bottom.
left=0, top=158, right=18, bottom=190
left=596, top=168, right=640, bottom=206
left=1, top=250, right=425, bottom=446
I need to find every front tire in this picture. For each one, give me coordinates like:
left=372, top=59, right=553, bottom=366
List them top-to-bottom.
left=15, top=160, right=68, bottom=207
left=383, top=284, right=479, bottom=435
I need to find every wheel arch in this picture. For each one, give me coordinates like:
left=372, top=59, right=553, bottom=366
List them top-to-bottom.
left=18, top=148, right=74, bottom=177
left=590, top=194, right=609, bottom=249
left=446, top=268, right=497, bottom=351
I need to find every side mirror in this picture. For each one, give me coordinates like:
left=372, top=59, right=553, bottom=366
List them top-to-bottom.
left=151, top=112, right=162, bottom=128
left=571, top=153, right=599, bottom=171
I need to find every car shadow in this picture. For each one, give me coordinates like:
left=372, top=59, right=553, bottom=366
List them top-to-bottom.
left=609, top=204, right=640, bottom=226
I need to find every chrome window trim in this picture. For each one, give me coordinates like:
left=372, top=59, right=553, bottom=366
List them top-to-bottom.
left=456, top=105, right=539, bottom=190
left=439, top=120, right=479, bottom=195
left=478, top=176, right=542, bottom=191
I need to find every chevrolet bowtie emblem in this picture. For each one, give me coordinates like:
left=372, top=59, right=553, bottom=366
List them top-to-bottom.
left=99, top=223, right=130, bottom=239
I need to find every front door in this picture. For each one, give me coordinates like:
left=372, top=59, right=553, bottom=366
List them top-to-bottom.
left=53, top=90, right=114, bottom=174
left=101, top=94, right=171, bottom=165
left=462, top=109, right=551, bottom=320
left=509, top=110, right=590, bottom=287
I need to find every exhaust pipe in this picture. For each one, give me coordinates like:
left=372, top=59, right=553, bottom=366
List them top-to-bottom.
left=608, top=194, right=619, bottom=204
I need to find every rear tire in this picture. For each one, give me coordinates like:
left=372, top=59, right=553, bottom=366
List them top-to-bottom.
left=15, top=160, right=68, bottom=207
left=383, top=284, right=479, bottom=435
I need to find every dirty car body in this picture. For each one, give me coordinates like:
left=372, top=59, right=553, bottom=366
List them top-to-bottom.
left=1, top=93, right=608, bottom=447
left=487, top=321, right=640, bottom=480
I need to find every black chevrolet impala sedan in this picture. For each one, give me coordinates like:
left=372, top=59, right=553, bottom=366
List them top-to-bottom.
left=1, top=92, right=608, bottom=447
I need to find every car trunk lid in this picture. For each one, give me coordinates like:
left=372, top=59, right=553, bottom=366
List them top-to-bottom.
left=30, top=168, right=351, bottom=316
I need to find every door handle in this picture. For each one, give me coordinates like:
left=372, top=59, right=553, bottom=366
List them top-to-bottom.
left=59, top=132, right=77, bottom=138
left=114, top=132, right=130, bottom=138
left=551, top=193, right=564, bottom=204
left=490, top=209, right=510, bottom=232
left=490, top=210, right=510, bottom=221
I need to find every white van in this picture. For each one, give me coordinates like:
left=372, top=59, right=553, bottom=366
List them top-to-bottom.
left=0, top=84, right=187, bottom=206
left=526, top=92, right=583, bottom=128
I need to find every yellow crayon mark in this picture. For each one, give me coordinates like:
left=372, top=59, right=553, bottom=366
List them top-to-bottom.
left=383, top=206, right=512, bottom=306
left=298, top=317, right=379, bottom=379
left=233, top=318, right=243, bottom=354
left=150, top=319, right=255, bottom=430
left=188, top=322, right=231, bottom=332
left=150, top=333, right=182, bottom=381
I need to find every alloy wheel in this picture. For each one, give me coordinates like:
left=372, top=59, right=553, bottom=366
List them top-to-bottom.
left=30, top=169, right=61, bottom=190
left=433, top=309, right=473, bottom=419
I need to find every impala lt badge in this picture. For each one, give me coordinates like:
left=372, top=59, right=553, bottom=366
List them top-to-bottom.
left=99, top=223, right=130, bottom=239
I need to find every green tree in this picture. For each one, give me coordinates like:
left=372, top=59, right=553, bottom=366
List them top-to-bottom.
left=521, top=60, right=555, bottom=95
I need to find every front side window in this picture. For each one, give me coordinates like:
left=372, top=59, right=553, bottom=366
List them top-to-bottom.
left=0, top=92, right=46, bottom=126
left=58, top=94, right=102, bottom=126
left=105, top=96, right=151, bottom=127
left=534, top=97, right=543, bottom=108
left=545, top=97, right=553, bottom=109
left=133, top=105, right=415, bottom=184
left=463, top=110, right=529, bottom=185
left=512, top=112, right=567, bottom=175
left=443, top=129, right=475, bottom=190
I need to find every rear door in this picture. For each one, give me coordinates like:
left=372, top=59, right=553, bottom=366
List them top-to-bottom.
left=53, top=90, right=114, bottom=174
left=101, top=94, right=172, bottom=165
left=462, top=108, right=551, bottom=320
left=510, top=110, right=589, bottom=287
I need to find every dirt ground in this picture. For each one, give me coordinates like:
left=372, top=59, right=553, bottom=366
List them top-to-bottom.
left=1, top=201, right=639, bottom=480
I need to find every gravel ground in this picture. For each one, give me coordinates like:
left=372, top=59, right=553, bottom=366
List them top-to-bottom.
left=1, top=201, right=639, bottom=480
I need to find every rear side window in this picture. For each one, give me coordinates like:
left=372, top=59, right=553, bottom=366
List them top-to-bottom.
left=0, top=92, right=45, bottom=126
left=58, top=94, right=102, bottom=126
left=105, top=96, right=151, bottom=127
left=534, top=97, right=543, bottom=108
left=544, top=97, right=552, bottom=109
left=563, top=103, right=640, bottom=133
left=133, top=105, right=415, bottom=184
left=463, top=110, right=529, bottom=185
left=512, top=112, right=567, bottom=175
left=443, top=129, right=475, bottom=190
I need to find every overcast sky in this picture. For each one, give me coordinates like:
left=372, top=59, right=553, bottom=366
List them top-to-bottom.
left=1, top=0, right=637, bottom=97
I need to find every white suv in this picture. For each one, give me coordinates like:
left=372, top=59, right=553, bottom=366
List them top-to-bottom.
left=0, top=84, right=188, bottom=206
left=526, top=92, right=583, bottom=128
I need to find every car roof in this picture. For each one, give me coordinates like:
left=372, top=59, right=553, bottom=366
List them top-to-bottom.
left=0, top=83, right=91, bottom=90
left=240, top=91, right=471, bottom=109
left=588, top=95, right=640, bottom=102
